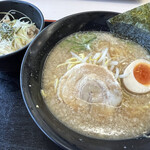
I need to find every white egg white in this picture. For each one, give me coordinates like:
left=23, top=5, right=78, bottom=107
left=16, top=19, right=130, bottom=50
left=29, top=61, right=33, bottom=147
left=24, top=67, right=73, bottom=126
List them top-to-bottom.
left=123, top=59, right=150, bottom=94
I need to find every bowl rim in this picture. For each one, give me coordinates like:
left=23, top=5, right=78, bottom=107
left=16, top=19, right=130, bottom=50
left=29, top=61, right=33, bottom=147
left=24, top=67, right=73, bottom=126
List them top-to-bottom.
left=0, top=0, right=45, bottom=59
left=20, top=11, right=147, bottom=150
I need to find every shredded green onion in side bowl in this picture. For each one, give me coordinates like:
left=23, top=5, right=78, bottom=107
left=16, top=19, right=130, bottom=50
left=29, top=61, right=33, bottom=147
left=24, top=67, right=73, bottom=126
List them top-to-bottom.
left=0, top=10, right=39, bottom=56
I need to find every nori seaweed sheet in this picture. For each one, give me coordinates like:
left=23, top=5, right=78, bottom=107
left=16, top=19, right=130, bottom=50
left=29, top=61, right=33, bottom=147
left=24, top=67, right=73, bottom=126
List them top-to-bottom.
left=107, top=3, right=150, bottom=51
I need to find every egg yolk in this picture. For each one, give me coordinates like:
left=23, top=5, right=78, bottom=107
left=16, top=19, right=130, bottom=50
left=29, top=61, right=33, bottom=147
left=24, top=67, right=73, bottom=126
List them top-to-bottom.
left=133, top=63, right=150, bottom=85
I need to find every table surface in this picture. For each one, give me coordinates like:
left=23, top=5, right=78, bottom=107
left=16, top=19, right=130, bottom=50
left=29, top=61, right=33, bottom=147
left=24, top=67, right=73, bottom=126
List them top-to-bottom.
left=25, top=0, right=150, bottom=20
left=0, top=1, right=150, bottom=149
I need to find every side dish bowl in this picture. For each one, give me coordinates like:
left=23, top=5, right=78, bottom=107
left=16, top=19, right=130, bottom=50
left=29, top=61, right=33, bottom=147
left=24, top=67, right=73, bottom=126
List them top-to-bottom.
left=0, top=0, right=44, bottom=70
left=20, top=11, right=150, bottom=150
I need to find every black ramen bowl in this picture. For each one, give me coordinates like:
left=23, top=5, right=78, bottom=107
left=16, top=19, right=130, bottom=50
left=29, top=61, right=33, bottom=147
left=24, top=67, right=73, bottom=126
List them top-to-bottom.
left=0, top=0, right=44, bottom=71
left=20, top=11, right=150, bottom=150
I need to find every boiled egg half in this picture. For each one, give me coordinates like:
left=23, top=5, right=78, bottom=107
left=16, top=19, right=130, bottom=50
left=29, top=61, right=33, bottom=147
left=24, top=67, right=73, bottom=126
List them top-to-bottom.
left=123, top=59, right=150, bottom=94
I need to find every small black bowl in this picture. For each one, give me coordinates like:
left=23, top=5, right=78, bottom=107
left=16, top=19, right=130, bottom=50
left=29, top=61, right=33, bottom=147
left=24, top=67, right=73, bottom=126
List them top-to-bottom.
left=0, top=0, right=44, bottom=71
left=20, top=11, right=150, bottom=150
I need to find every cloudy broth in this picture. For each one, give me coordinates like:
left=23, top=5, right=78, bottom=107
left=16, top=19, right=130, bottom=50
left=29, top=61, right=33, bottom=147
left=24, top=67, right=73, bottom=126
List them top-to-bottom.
left=41, top=32, right=150, bottom=139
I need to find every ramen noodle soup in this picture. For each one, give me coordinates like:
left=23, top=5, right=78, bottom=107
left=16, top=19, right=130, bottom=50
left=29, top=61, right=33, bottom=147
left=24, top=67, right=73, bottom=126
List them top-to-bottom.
left=41, top=32, right=150, bottom=139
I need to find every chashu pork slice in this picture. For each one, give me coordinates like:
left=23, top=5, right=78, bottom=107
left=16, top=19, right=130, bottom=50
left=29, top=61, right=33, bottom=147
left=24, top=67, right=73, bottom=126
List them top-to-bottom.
left=57, top=63, right=122, bottom=115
